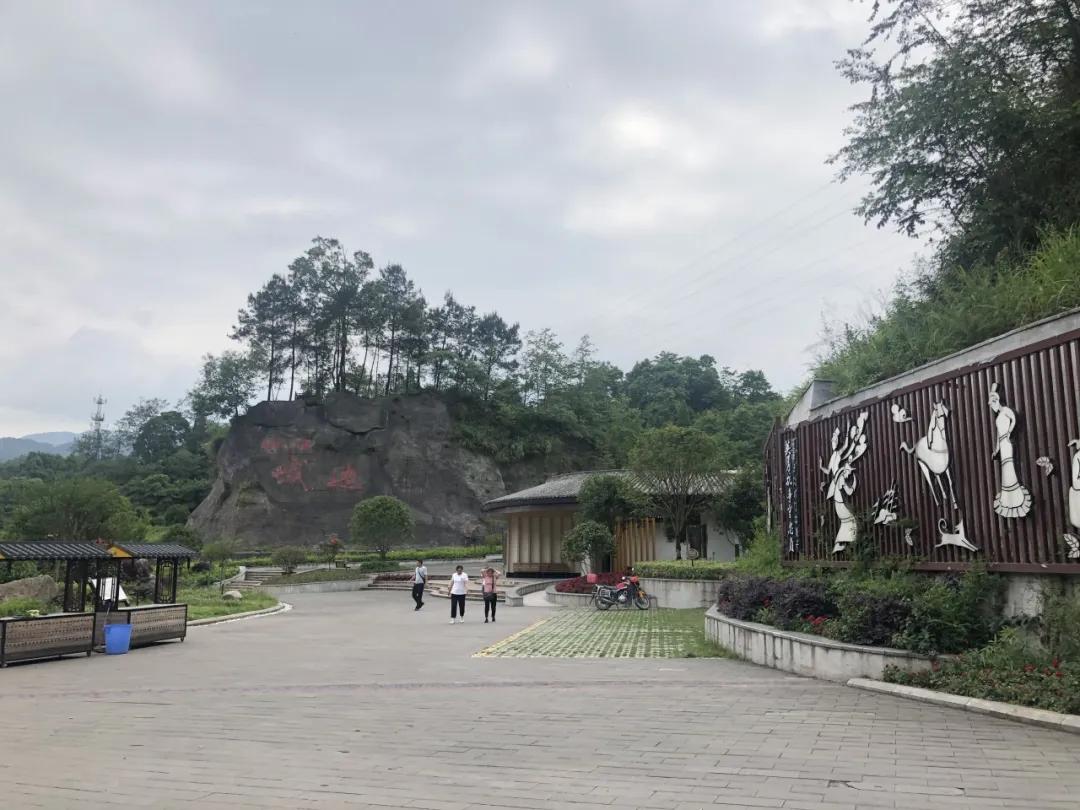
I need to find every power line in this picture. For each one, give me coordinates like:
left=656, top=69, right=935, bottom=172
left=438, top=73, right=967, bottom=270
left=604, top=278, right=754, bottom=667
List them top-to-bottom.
left=584, top=179, right=844, bottom=326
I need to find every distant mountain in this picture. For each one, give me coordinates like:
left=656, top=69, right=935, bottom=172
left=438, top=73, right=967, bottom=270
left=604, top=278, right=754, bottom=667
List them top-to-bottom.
left=21, top=431, right=77, bottom=446
left=0, top=436, right=75, bottom=463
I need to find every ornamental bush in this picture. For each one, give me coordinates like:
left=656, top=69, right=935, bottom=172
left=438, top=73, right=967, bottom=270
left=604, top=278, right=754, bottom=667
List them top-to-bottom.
left=271, top=546, right=307, bottom=575
left=715, top=568, right=1004, bottom=656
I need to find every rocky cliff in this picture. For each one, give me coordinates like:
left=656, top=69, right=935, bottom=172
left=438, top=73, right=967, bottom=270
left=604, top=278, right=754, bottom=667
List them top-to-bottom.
left=190, top=393, right=513, bottom=548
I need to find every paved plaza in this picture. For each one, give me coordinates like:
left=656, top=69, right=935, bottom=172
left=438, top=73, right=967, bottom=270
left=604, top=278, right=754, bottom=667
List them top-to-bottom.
left=2, top=593, right=1080, bottom=809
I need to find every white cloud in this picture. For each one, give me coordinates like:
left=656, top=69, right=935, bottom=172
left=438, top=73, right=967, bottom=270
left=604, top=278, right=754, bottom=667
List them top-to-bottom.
left=756, top=0, right=868, bottom=40
left=454, top=13, right=562, bottom=96
left=564, top=184, right=728, bottom=237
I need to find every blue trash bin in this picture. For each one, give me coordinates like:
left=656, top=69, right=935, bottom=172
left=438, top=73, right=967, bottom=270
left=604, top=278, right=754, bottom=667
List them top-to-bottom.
left=104, top=623, right=132, bottom=655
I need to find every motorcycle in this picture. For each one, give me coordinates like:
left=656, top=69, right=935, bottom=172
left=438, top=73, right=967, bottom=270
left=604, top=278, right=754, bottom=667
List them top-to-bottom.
left=590, top=573, right=650, bottom=610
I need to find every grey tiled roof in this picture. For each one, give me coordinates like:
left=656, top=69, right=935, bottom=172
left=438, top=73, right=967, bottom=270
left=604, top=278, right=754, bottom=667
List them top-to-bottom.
left=483, top=469, right=734, bottom=512
left=482, top=471, right=623, bottom=511
left=0, top=541, right=114, bottom=561
left=112, top=543, right=198, bottom=559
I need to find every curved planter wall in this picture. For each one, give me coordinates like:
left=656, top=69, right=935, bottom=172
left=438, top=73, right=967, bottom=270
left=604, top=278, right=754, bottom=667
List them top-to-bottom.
left=640, top=578, right=724, bottom=609
left=544, top=585, right=594, bottom=607
left=705, top=607, right=935, bottom=682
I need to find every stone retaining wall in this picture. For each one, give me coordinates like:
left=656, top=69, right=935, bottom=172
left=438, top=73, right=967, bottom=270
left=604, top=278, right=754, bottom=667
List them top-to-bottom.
left=263, top=578, right=373, bottom=596
left=640, top=578, right=724, bottom=609
left=705, top=607, right=935, bottom=682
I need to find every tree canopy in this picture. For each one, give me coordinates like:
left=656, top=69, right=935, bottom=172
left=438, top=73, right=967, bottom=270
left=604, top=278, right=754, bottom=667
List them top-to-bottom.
left=819, top=0, right=1080, bottom=393
left=833, top=0, right=1080, bottom=270
left=629, top=426, right=728, bottom=560
left=578, top=474, right=648, bottom=533
left=349, top=495, right=415, bottom=558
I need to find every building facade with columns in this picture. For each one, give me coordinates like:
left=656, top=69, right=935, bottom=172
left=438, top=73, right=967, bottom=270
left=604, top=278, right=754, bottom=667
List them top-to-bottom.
left=483, top=471, right=741, bottom=576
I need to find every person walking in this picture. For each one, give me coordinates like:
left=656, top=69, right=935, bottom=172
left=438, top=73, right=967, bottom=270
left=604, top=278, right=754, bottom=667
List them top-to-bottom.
left=411, top=559, right=427, bottom=611
left=449, top=565, right=469, bottom=624
left=481, top=566, right=499, bottom=623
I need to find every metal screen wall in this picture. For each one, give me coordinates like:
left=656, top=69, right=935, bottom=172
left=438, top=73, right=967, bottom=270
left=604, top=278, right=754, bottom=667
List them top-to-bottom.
left=769, top=328, right=1080, bottom=573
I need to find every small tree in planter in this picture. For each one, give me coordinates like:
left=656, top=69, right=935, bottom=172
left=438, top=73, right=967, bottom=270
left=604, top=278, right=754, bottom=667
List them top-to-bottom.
left=350, top=496, right=414, bottom=560
left=561, top=520, right=615, bottom=574
left=322, top=534, right=343, bottom=569
left=201, top=539, right=236, bottom=594
left=272, top=546, right=307, bottom=576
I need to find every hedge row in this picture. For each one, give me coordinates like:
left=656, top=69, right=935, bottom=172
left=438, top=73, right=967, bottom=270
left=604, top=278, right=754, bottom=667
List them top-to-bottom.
left=634, top=560, right=735, bottom=580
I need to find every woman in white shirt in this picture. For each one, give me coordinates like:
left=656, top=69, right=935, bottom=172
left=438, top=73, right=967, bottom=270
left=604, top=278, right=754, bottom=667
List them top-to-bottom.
left=449, top=565, right=469, bottom=624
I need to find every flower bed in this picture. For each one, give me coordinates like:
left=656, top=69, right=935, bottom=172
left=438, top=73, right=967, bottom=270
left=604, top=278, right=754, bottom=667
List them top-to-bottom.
left=634, top=560, right=734, bottom=580
left=715, top=568, right=1003, bottom=656
left=554, top=573, right=622, bottom=594
left=884, top=627, right=1080, bottom=714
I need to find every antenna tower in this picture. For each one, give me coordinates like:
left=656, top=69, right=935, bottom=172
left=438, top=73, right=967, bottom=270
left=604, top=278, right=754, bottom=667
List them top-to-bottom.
left=90, top=395, right=106, bottom=459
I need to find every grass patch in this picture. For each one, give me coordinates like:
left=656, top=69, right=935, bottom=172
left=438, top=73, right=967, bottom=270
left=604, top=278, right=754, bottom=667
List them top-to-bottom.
left=179, top=586, right=278, bottom=621
left=478, top=608, right=729, bottom=659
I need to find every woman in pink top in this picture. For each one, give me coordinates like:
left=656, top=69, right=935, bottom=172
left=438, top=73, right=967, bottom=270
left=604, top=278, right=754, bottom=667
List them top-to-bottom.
left=481, top=567, right=500, bottom=623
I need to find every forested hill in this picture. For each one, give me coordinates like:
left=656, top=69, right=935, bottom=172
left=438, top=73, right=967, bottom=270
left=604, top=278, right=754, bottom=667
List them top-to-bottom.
left=187, top=236, right=786, bottom=473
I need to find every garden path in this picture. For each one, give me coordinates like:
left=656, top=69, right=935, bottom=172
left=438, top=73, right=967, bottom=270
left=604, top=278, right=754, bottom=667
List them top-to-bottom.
left=1, top=592, right=1079, bottom=809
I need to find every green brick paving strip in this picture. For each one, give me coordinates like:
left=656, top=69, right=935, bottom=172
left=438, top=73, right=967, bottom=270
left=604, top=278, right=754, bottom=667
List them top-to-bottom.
left=476, top=608, right=725, bottom=658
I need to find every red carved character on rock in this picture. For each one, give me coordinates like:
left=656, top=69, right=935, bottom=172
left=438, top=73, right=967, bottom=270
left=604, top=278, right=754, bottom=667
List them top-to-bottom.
left=271, top=456, right=310, bottom=490
left=327, top=464, right=363, bottom=491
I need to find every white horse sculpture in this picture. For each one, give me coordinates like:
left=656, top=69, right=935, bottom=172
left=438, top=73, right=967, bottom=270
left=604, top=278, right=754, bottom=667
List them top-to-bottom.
left=901, top=401, right=957, bottom=509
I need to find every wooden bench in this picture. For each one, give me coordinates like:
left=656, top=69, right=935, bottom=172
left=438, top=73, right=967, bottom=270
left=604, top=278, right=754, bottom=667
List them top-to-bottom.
left=335, top=560, right=349, bottom=569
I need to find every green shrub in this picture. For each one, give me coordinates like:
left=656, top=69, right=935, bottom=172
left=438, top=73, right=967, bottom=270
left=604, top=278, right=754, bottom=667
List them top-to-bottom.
left=560, top=520, right=614, bottom=573
left=734, top=524, right=783, bottom=577
left=271, top=546, right=307, bottom=575
left=635, top=560, right=735, bottom=580
left=0, top=561, right=39, bottom=585
left=716, top=567, right=1003, bottom=655
left=892, top=568, right=1004, bottom=656
left=1040, top=586, right=1080, bottom=664
left=0, top=597, right=48, bottom=617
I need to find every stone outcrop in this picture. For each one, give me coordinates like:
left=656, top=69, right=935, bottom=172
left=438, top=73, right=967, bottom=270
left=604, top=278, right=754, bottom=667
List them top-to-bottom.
left=189, top=393, right=510, bottom=548
left=0, top=575, right=59, bottom=604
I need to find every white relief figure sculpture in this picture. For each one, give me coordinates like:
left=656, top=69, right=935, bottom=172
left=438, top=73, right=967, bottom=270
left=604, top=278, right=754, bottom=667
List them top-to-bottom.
left=988, top=383, right=1032, bottom=519
left=901, top=401, right=957, bottom=508
left=890, top=403, right=912, bottom=423
left=825, top=411, right=868, bottom=553
left=819, top=427, right=842, bottom=491
left=1065, top=439, right=1080, bottom=557
left=1036, top=456, right=1054, bottom=477
left=832, top=465, right=858, bottom=553
left=873, top=485, right=899, bottom=525
left=937, top=519, right=979, bottom=552
left=903, top=527, right=915, bottom=547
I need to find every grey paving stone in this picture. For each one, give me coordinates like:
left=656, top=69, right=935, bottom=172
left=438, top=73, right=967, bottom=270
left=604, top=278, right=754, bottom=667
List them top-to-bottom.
left=1, top=592, right=1078, bottom=810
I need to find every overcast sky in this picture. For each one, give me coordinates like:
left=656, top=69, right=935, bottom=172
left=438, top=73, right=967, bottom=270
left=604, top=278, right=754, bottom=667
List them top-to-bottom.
left=0, top=0, right=922, bottom=436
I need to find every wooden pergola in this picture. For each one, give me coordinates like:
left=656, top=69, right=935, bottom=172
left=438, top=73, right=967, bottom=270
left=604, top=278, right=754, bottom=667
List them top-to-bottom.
left=0, top=541, right=121, bottom=612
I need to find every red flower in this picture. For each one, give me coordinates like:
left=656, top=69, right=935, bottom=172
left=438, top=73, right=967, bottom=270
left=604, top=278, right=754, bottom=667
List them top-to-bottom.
left=1024, top=664, right=1035, bottom=673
